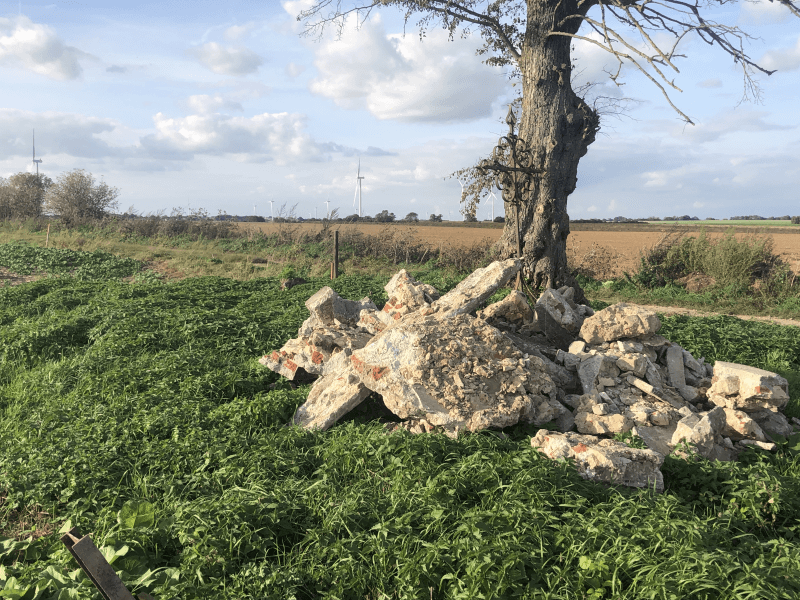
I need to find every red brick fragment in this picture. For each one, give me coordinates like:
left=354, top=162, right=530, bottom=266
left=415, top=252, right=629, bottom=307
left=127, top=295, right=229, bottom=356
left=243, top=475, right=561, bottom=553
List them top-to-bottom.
left=311, top=351, right=324, bottom=364
left=285, top=359, right=298, bottom=372
left=572, top=443, right=590, bottom=454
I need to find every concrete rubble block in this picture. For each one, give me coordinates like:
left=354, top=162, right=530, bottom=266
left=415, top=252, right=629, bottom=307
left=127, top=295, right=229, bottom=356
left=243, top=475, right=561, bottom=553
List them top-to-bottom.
left=432, top=258, right=522, bottom=317
left=381, top=269, right=440, bottom=321
left=304, top=287, right=377, bottom=329
left=261, top=288, right=377, bottom=380
left=535, top=288, right=584, bottom=350
left=478, top=290, right=534, bottom=325
left=579, top=303, right=662, bottom=345
left=357, top=308, right=395, bottom=335
left=350, top=311, right=556, bottom=437
left=260, top=323, right=373, bottom=380
left=504, top=332, right=578, bottom=392
left=568, top=340, right=586, bottom=354
left=665, top=345, right=687, bottom=388
left=682, top=350, right=707, bottom=380
left=292, top=353, right=372, bottom=431
left=578, top=354, right=620, bottom=395
left=615, top=354, right=647, bottom=378
left=708, top=361, right=790, bottom=413
left=675, top=384, right=700, bottom=403
left=574, top=394, right=634, bottom=435
left=532, top=396, right=573, bottom=429
left=671, top=407, right=727, bottom=459
left=721, top=408, right=767, bottom=442
left=748, top=409, right=794, bottom=440
left=630, top=424, right=678, bottom=458
left=531, top=430, right=665, bottom=492
left=737, top=439, right=777, bottom=452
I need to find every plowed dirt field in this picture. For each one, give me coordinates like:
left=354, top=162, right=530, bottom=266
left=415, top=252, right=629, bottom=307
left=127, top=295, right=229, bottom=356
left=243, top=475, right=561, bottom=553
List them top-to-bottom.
left=238, top=222, right=800, bottom=279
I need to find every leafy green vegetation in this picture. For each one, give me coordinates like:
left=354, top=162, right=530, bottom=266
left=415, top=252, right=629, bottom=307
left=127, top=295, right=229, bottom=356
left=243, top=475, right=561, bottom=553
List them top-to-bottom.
left=0, top=241, right=143, bottom=281
left=1, top=245, right=800, bottom=599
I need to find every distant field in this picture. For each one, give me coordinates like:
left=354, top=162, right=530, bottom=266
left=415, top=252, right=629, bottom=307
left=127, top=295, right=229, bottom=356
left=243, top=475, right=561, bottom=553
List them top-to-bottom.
left=656, top=220, right=796, bottom=227
left=238, top=221, right=800, bottom=276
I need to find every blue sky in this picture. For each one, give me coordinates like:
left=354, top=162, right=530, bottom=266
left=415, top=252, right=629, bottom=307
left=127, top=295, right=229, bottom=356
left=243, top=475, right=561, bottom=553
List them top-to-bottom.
left=1, top=0, right=798, bottom=220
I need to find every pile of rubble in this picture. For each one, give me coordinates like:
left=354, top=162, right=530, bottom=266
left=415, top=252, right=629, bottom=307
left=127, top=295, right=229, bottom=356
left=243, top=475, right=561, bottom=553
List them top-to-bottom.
left=260, top=259, right=799, bottom=493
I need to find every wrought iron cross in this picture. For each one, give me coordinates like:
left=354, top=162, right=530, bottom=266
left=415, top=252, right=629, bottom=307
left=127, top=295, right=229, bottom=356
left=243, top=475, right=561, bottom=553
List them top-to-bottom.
left=479, top=106, right=544, bottom=289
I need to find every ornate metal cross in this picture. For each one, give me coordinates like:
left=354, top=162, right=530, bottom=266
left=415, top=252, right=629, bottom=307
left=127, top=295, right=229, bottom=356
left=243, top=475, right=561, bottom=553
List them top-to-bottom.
left=478, top=106, right=544, bottom=289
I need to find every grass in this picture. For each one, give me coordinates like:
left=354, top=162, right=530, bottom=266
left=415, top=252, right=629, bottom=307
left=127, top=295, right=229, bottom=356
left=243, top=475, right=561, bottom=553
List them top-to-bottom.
left=578, top=228, right=800, bottom=319
left=1, top=239, right=800, bottom=598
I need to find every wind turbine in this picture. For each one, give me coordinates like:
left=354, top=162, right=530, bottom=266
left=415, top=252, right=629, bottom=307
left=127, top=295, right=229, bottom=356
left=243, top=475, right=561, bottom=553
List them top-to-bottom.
left=32, top=129, right=42, bottom=177
left=353, top=159, right=364, bottom=217
left=483, top=189, right=497, bottom=222
left=325, top=198, right=331, bottom=218
left=269, top=200, right=274, bottom=222
left=253, top=204, right=257, bottom=216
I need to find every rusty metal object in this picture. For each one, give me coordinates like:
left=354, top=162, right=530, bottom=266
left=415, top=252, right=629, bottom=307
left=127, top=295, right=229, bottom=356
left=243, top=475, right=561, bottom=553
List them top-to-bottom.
left=478, top=106, right=544, bottom=288
left=60, top=527, right=154, bottom=600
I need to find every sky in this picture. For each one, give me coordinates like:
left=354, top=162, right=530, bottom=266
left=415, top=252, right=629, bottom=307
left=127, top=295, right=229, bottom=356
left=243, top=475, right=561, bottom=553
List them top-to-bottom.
left=0, top=0, right=798, bottom=221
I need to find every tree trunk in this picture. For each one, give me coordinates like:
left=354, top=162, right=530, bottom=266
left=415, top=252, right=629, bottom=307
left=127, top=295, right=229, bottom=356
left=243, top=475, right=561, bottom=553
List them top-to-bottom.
left=494, top=0, right=599, bottom=304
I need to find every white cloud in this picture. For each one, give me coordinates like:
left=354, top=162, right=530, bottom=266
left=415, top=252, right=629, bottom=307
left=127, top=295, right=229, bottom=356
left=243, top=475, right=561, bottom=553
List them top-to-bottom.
left=740, top=0, right=795, bottom=25
left=305, top=14, right=509, bottom=123
left=0, top=15, right=90, bottom=80
left=223, top=23, right=257, bottom=41
left=759, top=36, right=800, bottom=72
left=187, top=42, right=263, bottom=75
left=285, top=62, right=305, bottom=78
left=697, top=78, right=723, bottom=88
left=184, top=94, right=244, bottom=114
left=0, top=108, right=126, bottom=160
left=140, top=111, right=322, bottom=164
left=643, top=172, right=667, bottom=187
left=607, top=199, right=618, bottom=210
left=693, top=201, right=705, bottom=208
left=587, top=205, right=598, bottom=212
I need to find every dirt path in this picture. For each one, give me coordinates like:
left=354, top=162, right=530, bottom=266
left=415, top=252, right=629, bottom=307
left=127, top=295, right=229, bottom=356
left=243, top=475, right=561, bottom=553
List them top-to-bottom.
left=636, top=304, right=800, bottom=329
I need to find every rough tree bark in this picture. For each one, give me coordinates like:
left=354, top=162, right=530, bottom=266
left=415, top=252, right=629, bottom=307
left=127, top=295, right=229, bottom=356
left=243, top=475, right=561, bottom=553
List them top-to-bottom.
left=492, top=1, right=599, bottom=304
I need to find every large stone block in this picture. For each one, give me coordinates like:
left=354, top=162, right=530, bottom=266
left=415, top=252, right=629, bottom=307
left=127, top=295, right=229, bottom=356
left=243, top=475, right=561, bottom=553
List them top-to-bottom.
left=432, top=258, right=522, bottom=317
left=535, top=288, right=583, bottom=350
left=479, top=290, right=534, bottom=325
left=579, top=303, right=661, bottom=344
left=350, top=311, right=555, bottom=436
left=292, top=354, right=372, bottom=431
left=708, top=362, right=790, bottom=413
left=671, top=407, right=727, bottom=459
left=721, top=408, right=767, bottom=442
left=531, top=430, right=665, bottom=492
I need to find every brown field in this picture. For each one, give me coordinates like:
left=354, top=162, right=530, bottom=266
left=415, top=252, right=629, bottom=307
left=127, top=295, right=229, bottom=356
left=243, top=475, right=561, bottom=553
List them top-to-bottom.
left=238, top=222, right=800, bottom=278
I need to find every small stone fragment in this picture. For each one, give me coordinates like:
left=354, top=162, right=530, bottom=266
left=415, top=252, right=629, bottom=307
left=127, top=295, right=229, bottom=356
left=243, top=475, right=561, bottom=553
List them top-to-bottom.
left=531, top=430, right=664, bottom=492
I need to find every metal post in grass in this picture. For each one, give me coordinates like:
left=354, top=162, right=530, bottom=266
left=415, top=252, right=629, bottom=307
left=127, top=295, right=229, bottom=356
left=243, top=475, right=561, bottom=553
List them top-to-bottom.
left=477, top=106, right=544, bottom=290
left=45, top=223, right=50, bottom=248
left=334, top=229, right=339, bottom=279
left=61, top=527, right=155, bottom=600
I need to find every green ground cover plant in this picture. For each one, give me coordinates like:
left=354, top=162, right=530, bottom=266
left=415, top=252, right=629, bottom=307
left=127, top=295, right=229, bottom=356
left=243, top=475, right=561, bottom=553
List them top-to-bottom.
left=0, top=241, right=143, bottom=282
left=1, top=245, right=800, bottom=599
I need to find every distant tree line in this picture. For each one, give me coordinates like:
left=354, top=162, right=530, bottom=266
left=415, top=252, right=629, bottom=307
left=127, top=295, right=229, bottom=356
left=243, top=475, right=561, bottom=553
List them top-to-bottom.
left=0, top=169, right=119, bottom=223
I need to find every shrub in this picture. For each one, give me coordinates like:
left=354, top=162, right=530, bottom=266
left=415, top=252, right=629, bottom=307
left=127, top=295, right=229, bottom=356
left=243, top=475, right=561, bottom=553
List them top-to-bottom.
left=44, top=169, right=119, bottom=223
left=792, top=216, right=800, bottom=225
left=625, top=227, right=784, bottom=290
